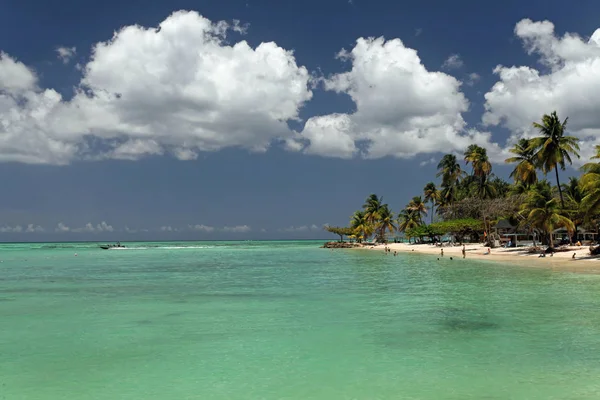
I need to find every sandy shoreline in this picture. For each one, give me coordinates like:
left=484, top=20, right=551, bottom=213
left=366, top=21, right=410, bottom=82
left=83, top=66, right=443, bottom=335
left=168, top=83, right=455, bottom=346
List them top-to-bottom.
left=359, top=242, right=600, bottom=273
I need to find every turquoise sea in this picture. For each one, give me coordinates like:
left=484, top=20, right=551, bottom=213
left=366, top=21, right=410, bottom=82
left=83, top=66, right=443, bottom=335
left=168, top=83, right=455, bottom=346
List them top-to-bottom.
left=2, top=240, right=600, bottom=399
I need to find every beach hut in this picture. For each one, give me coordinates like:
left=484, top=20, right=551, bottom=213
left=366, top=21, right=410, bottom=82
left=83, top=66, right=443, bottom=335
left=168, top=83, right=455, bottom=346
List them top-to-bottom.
left=493, top=219, right=516, bottom=246
left=493, top=219, right=534, bottom=247
left=552, top=228, right=598, bottom=244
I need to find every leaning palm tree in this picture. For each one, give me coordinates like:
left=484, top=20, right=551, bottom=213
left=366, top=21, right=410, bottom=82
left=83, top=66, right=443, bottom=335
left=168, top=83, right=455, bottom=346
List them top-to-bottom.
left=530, top=111, right=580, bottom=208
left=505, top=138, right=538, bottom=187
left=521, top=180, right=574, bottom=248
left=423, top=182, right=439, bottom=224
left=406, top=196, right=428, bottom=225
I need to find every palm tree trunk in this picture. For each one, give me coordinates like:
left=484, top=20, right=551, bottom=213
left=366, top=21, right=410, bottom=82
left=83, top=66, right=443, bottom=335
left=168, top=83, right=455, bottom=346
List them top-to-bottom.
left=555, top=167, right=565, bottom=209
left=430, top=200, right=434, bottom=224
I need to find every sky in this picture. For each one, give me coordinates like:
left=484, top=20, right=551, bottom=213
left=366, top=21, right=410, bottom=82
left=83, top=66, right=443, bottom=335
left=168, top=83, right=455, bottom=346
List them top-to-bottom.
left=1, top=0, right=600, bottom=241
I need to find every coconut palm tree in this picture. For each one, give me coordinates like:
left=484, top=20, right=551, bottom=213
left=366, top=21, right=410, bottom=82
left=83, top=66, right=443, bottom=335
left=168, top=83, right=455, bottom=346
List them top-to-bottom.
left=530, top=111, right=580, bottom=208
left=505, top=138, right=538, bottom=187
left=464, top=145, right=493, bottom=194
left=581, top=145, right=600, bottom=217
left=437, top=154, right=463, bottom=205
left=561, top=177, right=587, bottom=242
left=520, top=180, right=574, bottom=248
left=423, top=182, right=439, bottom=224
left=362, top=194, right=384, bottom=226
left=406, top=196, right=428, bottom=224
left=375, top=205, right=396, bottom=242
left=398, top=209, right=421, bottom=233
left=350, top=210, right=372, bottom=243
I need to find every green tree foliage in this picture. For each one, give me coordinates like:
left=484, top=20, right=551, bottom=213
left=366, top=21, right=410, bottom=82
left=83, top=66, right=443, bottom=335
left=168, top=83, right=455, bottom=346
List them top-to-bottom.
left=530, top=111, right=580, bottom=208
left=506, top=138, right=538, bottom=187
left=520, top=180, right=574, bottom=247
left=429, top=219, right=484, bottom=244
left=324, top=226, right=355, bottom=242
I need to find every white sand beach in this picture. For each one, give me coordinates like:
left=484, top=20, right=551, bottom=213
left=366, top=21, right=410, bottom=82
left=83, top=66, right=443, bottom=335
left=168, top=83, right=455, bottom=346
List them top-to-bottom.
left=363, top=242, right=600, bottom=273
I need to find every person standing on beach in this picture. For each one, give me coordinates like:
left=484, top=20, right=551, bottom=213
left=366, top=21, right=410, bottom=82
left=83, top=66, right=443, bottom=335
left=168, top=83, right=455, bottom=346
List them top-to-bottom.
left=462, top=245, right=466, bottom=259
left=440, top=248, right=444, bottom=257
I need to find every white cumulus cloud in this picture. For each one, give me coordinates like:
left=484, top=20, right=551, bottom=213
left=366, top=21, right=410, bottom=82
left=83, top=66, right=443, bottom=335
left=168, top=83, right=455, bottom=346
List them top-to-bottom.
left=0, top=10, right=312, bottom=165
left=483, top=19, right=600, bottom=162
left=290, top=37, right=490, bottom=159
left=56, top=46, right=77, bottom=63
left=442, top=54, right=464, bottom=69
left=465, top=72, right=481, bottom=86
left=55, top=221, right=113, bottom=233
left=55, top=222, right=70, bottom=232
left=0, top=224, right=45, bottom=233
left=26, top=224, right=44, bottom=233
left=188, top=224, right=215, bottom=232
left=280, top=224, right=322, bottom=232
left=0, top=225, right=23, bottom=233
left=222, top=225, right=251, bottom=233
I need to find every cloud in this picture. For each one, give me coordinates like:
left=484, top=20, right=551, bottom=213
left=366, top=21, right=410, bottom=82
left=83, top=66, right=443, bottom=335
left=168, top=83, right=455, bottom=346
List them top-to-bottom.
left=0, top=10, right=312, bottom=165
left=483, top=19, right=600, bottom=162
left=415, top=28, right=423, bottom=37
left=289, top=37, right=487, bottom=159
left=56, top=46, right=76, bottom=63
left=0, top=52, right=38, bottom=93
left=442, top=54, right=464, bottom=69
left=465, top=72, right=481, bottom=86
left=419, top=157, right=436, bottom=167
left=55, top=221, right=113, bottom=233
left=73, top=221, right=114, bottom=233
left=55, top=222, right=70, bottom=232
left=0, top=224, right=45, bottom=233
left=26, top=224, right=44, bottom=233
left=188, top=224, right=215, bottom=232
left=280, top=224, right=322, bottom=232
left=0, top=225, right=23, bottom=233
left=222, top=225, right=251, bottom=233
left=160, top=226, right=177, bottom=232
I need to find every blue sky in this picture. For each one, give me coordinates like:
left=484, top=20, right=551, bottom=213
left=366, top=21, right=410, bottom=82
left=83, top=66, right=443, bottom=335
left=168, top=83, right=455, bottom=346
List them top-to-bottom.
left=1, top=0, right=600, bottom=241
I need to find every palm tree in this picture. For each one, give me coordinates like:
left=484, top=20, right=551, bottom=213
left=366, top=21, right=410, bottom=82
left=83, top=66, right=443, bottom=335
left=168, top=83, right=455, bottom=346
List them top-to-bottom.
left=530, top=111, right=580, bottom=208
left=505, top=138, right=538, bottom=187
left=464, top=144, right=493, bottom=198
left=464, top=145, right=493, bottom=196
left=581, top=145, right=600, bottom=217
left=436, top=154, right=463, bottom=205
left=562, top=177, right=587, bottom=242
left=520, top=180, right=574, bottom=248
left=423, top=182, right=439, bottom=224
left=362, top=194, right=384, bottom=226
left=406, top=196, right=428, bottom=224
left=376, top=205, right=396, bottom=242
left=398, top=209, right=421, bottom=233
left=350, top=210, right=372, bottom=243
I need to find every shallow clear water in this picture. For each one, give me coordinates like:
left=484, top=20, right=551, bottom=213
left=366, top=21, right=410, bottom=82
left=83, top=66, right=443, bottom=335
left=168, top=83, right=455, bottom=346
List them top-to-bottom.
left=2, top=241, right=600, bottom=399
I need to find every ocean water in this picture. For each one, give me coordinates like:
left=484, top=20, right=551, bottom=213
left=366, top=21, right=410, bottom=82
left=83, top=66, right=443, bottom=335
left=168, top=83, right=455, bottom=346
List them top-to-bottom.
left=2, top=240, right=600, bottom=399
